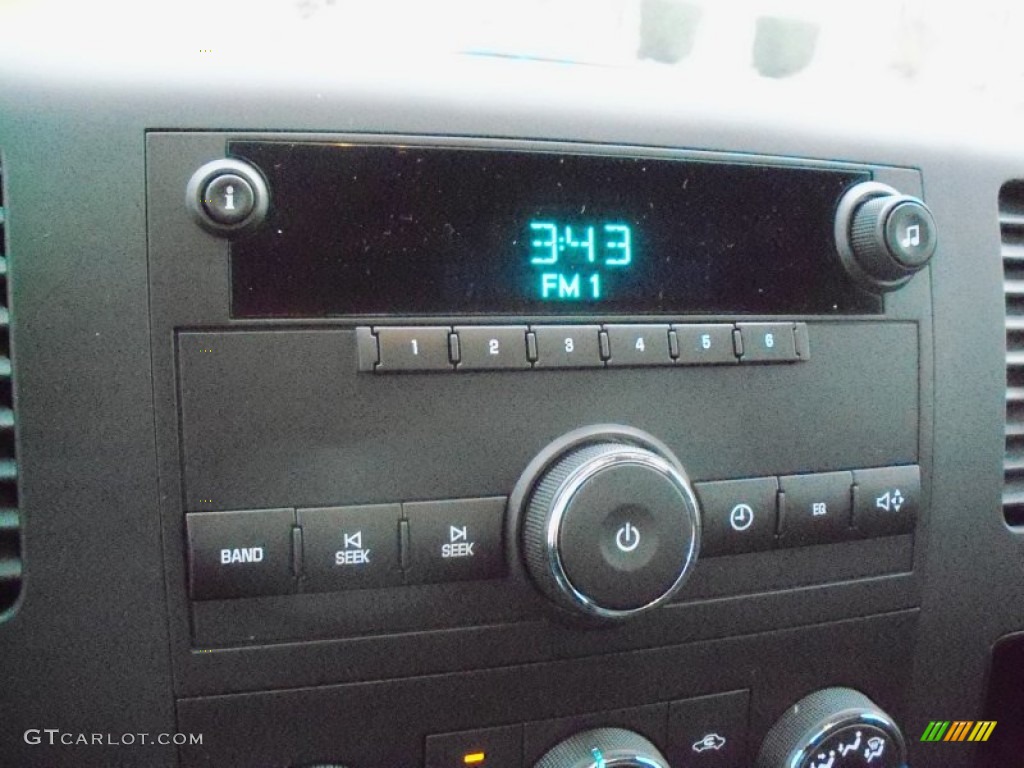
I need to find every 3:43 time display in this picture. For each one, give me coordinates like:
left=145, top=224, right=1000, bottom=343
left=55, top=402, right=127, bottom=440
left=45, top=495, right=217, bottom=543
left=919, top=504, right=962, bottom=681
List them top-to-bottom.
left=528, top=220, right=633, bottom=301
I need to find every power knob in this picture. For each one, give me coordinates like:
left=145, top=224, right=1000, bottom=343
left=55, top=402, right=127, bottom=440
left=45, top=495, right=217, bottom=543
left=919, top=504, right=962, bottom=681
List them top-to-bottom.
left=835, top=181, right=937, bottom=292
left=513, top=427, right=701, bottom=621
left=758, top=688, right=907, bottom=768
left=534, top=728, right=669, bottom=768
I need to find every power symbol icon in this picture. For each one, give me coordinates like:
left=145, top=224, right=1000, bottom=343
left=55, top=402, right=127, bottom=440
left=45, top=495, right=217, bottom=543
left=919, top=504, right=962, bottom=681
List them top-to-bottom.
left=615, top=522, right=641, bottom=553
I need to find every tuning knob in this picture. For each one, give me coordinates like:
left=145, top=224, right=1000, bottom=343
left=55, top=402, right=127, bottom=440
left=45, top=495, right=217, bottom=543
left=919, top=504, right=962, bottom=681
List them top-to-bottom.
left=835, top=181, right=937, bottom=292
left=514, top=428, right=700, bottom=621
left=758, top=688, right=907, bottom=768
left=534, top=727, right=669, bottom=768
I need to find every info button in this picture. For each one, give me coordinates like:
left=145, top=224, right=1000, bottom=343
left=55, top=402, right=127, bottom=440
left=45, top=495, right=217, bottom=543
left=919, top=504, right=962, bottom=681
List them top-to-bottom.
left=404, top=497, right=507, bottom=584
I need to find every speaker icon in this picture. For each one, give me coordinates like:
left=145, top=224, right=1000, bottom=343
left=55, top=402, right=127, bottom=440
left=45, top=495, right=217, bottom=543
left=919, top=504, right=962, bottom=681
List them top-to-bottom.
left=875, top=489, right=904, bottom=513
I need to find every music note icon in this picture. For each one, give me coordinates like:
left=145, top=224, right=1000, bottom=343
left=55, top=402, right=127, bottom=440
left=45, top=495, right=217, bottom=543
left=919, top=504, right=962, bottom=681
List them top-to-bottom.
left=901, top=224, right=921, bottom=248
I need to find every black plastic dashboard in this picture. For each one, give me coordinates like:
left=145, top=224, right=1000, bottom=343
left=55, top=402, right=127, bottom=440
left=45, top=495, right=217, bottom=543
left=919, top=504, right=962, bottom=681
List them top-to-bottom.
left=0, top=52, right=1021, bottom=768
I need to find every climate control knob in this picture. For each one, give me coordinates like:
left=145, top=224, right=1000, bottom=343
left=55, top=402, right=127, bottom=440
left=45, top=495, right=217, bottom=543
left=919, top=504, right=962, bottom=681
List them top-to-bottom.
left=835, top=181, right=937, bottom=292
left=515, top=428, right=700, bottom=621
left=757, top=688, right=907, bottom=768
left=534, top=727, right=669, bottom=768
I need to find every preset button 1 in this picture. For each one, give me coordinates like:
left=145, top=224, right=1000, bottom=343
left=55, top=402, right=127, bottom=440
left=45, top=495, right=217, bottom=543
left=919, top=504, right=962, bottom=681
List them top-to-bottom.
left=376, top=326, right=452, bottom=371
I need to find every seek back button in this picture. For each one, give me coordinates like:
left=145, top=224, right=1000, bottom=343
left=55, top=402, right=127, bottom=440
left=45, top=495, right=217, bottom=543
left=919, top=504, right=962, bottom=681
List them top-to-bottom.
left=297, top=504, right=402, bottom=592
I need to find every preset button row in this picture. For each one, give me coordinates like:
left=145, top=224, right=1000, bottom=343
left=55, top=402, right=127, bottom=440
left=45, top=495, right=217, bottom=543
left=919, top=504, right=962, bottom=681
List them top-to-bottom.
left=357, top=322, right=810, bottom=372
left=696, top=464, right=921, bottom=557
left=187, top=497, right=506, bottom=601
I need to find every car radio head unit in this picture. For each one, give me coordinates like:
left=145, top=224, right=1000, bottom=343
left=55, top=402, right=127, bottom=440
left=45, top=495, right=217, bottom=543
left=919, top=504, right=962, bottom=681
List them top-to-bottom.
left=224, top=141, right=882, bottom=318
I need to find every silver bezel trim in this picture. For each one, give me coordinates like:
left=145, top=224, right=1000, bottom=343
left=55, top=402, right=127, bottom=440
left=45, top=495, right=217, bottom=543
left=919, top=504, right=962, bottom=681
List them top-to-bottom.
left=544, top=448, right=701, bottom=620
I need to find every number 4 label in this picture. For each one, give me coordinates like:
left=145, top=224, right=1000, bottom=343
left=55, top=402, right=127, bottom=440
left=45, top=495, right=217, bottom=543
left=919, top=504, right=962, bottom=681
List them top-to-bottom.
left=635, top=336, right=646, bottom=352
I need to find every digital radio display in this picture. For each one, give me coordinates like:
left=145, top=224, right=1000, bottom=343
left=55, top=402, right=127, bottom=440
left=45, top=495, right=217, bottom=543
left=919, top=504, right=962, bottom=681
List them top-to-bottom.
left=228, top=141, right=880, bottom=317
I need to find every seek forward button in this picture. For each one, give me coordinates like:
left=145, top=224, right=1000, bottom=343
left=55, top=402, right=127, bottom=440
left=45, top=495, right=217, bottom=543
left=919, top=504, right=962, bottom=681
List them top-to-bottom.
left=405, top=497, right=507, bottom=584
left=297, top=504, right=402, bottom=592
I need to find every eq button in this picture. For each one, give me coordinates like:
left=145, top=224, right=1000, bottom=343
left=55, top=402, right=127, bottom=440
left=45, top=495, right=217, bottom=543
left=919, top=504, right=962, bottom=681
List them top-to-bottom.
left=778, top=471, right=854, bottom=546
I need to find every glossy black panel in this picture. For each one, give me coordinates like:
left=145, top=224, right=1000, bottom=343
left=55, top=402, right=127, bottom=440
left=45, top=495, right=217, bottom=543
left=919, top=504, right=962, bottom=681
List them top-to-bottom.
left=228, top=142, right=878, bottom=317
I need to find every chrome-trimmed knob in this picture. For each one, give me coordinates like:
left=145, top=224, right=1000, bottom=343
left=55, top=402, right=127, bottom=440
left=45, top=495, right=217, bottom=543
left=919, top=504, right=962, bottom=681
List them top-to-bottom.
left=517, top=428, right=700, bottom=621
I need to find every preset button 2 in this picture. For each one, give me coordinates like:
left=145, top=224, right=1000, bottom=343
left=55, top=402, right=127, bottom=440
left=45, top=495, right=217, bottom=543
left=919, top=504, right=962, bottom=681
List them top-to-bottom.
left=455, top=326, right=529, bottom=370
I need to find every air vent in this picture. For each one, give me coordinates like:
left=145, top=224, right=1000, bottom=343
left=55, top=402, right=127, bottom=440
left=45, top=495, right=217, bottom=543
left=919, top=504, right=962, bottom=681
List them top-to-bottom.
left=0, top=157, right=21, bottom=616
left=1001, top=181, right=1024, bottom=526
